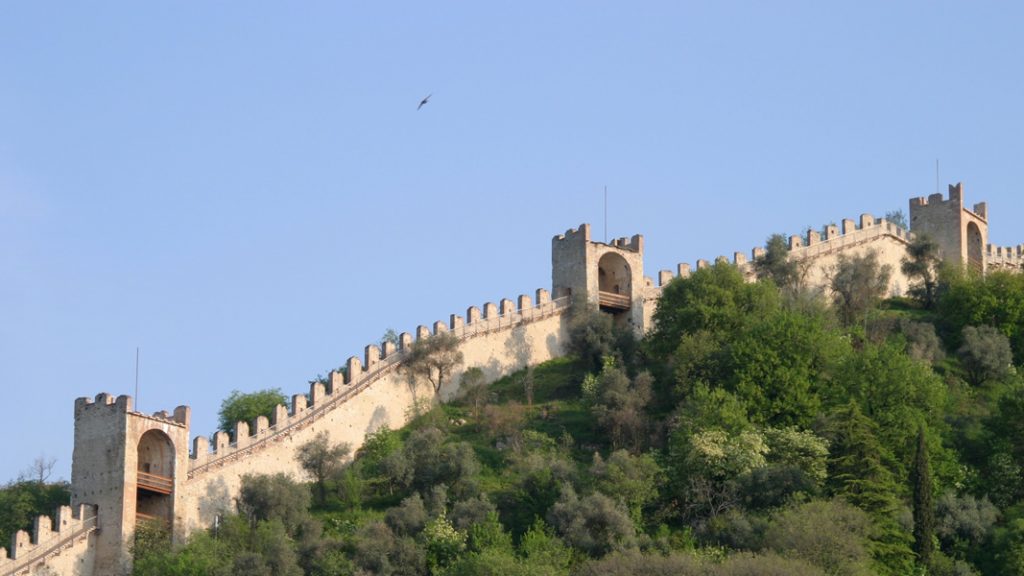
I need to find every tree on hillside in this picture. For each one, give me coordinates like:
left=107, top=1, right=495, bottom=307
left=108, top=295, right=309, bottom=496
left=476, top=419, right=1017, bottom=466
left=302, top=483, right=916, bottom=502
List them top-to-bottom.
left=885, top=209, right=908, bottom=230
left=753, top=233, right=800, bottom=291
left=901, top=235, right=942, bottom=309
left=829, top=251, right=891, bottom=326
left=649, top=262, right=780, bottom=359
left=936, top=269, right=1024, bottom=362
left=566, top=302, right=616, bottom=373
left=566, top=302, right=638, bottom=373
left=722, top=307, right=849, bottom=428
left=899, top=320, right=945, bottom=365
left=957, top=325, right=1013, bottom=386
left=381, top=328, right=400, bottom=347
left=404, top=332, right=465, bottom=397
left=825, top=341, right=947, bottom=476
left=590, top=365, right=653, bottom=452
left=459, top=367, right=489, bottom=421
left=984, top=387, right=1024, bottom=506
left=218, top=388, right=288, bottom=434
left=822, top=402, right=914, bottom=574
left=356, top=426, right=404, bottom=496
left=396, top=426, right=480, bottom=498
left=911, top=426, right=934, bottom=568
left=671, top=427, right=769, bottom=520
left=296, top=431, right=351, bottom=505
left=590, top=450, right=663, bottom=525
left=24, top=456, right=57, bottom=484
left=237, top=473, right=311, bottom=536
left=0, top=476, right=71, bottom=550
left=548, top=487, right=637, bottom=557
left=934, top=491, right=999, bottom=558
left=764, top=499, right=874, bottom=576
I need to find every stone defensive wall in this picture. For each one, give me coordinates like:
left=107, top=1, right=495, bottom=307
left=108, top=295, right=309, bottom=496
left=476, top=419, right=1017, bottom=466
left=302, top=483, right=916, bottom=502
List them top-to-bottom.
left=649, top=213, right=914, bottom=297
left=987, top=243, right=1024, bottom=271
left=179, top=289, right=570, bottom=532
left=0, top=505, right=97, bottom=576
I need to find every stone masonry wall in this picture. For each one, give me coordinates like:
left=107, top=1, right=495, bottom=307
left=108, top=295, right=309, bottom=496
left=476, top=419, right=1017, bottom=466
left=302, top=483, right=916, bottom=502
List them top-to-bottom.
left=57, top=186, right=1017, bottom=576
left=647, top=213, right=914, bottom=307
left=987, top=243, right=1024, bottom=271
left=180, top=291, right=570, bottom=534
left=0, top=505, right=97, bottom=576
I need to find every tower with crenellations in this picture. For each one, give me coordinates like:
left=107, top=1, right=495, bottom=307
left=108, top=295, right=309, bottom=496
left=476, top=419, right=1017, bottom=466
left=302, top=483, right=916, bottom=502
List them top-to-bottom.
left=910, top=182, right=989, bottom=272
left=551, top=223, right=652, bottom=331
left=70, top=394, right=191, bottom=575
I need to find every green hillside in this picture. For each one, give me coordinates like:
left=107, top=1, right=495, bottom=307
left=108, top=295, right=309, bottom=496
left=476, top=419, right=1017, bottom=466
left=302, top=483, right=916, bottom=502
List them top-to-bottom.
left=15, top=253, right=1024, bottom=575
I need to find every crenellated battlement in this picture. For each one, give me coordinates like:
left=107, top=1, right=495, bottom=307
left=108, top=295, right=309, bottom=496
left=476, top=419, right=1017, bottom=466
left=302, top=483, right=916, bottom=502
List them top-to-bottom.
left=909, top=184, right=988, bottom=221
left=59, top=185, right=1018, bottom=576
left=909, top=191, right=953, bottom=209
left=652, top=213, right=913, bottom=288
left=789, top=216, right=911, bottom=260
left=552, top=223, right=591, bottom=244
left=552, top=224, right=642, bottom=253
left=608, top=234, right=643, bottom=253
left=987, top=243, right=1024, bottom=271
left=187, top=287, right=569, bottom=478
left=74, top=393, right=188, bottom=427
left=74, top=393, right=131, bottom=416
left=0, top=504, right=97, bottom=575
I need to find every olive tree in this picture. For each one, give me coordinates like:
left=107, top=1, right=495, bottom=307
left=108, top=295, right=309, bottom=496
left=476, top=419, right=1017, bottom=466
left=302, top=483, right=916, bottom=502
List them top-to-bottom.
left=901, top=235, right=942, bottom=309
left=829, top=251, right=891, bottom=326
left=958, top=325, right=1013, bottom=386
left=404, top=332, right=465, bottom=397
left=295, top=431, right=351, bottom=504
left=547, top=487, right=637, bottom=557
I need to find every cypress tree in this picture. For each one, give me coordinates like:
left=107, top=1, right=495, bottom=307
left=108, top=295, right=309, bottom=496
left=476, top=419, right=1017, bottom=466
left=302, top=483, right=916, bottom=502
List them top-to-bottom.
left=825, top=401, right=915, bottom=575
left=911, top=425, right=934, bottom=567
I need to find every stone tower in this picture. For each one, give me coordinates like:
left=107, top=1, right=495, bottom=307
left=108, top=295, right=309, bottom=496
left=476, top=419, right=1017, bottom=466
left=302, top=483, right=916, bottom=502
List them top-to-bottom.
left=909, top=182, right=989, bottom=272
left=551, top=223, right=647, bottom=330
left=71, top=394, right=190, bottom=576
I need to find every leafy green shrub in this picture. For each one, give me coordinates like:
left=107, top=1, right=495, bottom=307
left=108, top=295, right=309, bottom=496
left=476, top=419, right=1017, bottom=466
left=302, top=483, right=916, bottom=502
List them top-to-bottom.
left=958, top=325, right=1013, bottom=386
left=218, top=388, right=288, bottom=434
left=547, top=487, right=637, bottom=557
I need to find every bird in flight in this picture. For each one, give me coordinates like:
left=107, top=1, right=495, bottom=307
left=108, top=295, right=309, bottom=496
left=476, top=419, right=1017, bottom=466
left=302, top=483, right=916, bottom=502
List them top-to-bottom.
left=417, top=93, right=431, bottom=110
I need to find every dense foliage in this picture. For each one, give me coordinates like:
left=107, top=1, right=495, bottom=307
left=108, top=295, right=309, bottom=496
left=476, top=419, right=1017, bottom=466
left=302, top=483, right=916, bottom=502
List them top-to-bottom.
left=116, top=260, right=1024, bottom=575
left=218, top=388, right=289, bottom=434
left=0, top=477, right=70, bottom=549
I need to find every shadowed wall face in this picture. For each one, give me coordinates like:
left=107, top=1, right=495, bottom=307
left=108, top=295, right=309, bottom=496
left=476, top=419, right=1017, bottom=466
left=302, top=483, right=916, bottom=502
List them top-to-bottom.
left=967, top=222, right=983, bottom=272
left=598, top=252, right=631, bottom=296
left=136, top=430, right=175, bottom=523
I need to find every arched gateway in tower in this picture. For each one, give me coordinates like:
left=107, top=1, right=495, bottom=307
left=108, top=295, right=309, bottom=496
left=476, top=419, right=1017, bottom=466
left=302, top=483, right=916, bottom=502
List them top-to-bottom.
left=551, top=223, right=649, bottom=330
left=71, top=394, right=190, bottom=575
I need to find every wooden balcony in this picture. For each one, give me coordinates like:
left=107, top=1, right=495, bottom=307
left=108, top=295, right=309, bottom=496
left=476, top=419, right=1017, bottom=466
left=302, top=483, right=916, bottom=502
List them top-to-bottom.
left=598, top=291, right=631, bottom=310
left=137, top=471, right=173, bottom=495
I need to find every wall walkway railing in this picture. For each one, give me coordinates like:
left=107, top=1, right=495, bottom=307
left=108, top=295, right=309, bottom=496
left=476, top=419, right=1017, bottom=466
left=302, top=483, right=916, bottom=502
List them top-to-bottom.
left=188, top=295, right=571, bottom=478
left=1, top=512, right=97, bottom=576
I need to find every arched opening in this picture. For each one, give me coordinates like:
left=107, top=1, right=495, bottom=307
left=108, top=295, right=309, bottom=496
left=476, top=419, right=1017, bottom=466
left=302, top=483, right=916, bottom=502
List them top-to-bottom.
left=966, top=222, right=983, bottom=273
left=597, top=252, right=631, bottom=311
left=136, top=430, right=174, bottom=525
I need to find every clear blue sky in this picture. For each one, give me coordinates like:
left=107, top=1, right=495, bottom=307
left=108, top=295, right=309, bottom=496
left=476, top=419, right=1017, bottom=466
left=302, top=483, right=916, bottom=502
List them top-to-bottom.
left=2, top=2, right=1022, bottom=483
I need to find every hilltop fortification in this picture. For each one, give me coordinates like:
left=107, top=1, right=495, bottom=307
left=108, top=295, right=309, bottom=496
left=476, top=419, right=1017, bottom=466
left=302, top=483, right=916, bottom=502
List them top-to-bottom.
left=5, top=183, right=1017, bottom=576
